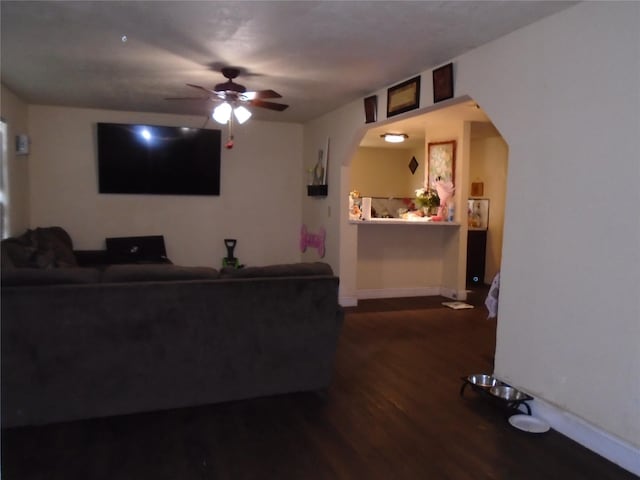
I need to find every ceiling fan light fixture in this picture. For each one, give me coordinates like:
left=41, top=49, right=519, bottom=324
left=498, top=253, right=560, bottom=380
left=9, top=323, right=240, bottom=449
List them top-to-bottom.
left=212, top=102, right=232, bottom=124
left=233, top=105, right=252, bottom=124
left=381, top=133, right=408, bottom=143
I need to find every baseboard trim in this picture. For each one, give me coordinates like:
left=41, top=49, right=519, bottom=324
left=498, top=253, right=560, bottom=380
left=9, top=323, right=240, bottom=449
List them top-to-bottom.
left=341, top=287, right=468, bottom=305
left=356, top=287, right=440, bottom=300
left=439, top=287, right=468, bottom=301
left=338, top=295, right=358, bottom=307
left=531, top=398, right=640, bottom=476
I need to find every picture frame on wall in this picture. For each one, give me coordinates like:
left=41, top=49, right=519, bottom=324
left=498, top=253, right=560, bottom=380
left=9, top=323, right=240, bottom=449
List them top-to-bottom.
left=432, top=62, right=454, bottom=103
left=386, top=76, right=420, bottom=117
left=364, top=95, right=377, bottom=123
left=428, top=140, right=456, bottom=186
left=471, top=182, right=484, bottom=197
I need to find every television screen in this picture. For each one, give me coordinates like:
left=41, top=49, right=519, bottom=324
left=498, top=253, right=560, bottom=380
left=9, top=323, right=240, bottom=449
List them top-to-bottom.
left=97, top=123, right=221, bottom=195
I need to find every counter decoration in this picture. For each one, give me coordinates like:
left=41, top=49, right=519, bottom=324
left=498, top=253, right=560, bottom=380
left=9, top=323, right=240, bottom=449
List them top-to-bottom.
left=434, top=178, right=455, bottom=220
left=415, top=186, right=440, bottom=216
left=349, top=190, right=362, bottom=220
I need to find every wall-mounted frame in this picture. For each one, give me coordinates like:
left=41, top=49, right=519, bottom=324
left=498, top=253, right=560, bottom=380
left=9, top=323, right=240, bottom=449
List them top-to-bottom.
left=432, top=63, right=454, bottom=103
left=387, top=76, right=420, bottom=117
left=364, top=95, right=377, bottom=123
left=15, top=134, right=30, bottom=155
left=428, top=140, right=456, bottom=186
left=408, top=156, right=419, bottom=175
left=471, top=182, right=484, bottom=197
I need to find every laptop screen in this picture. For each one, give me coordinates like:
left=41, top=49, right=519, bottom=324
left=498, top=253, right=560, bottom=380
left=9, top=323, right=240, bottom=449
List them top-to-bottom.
left=105, top=235, right=168, bottom=264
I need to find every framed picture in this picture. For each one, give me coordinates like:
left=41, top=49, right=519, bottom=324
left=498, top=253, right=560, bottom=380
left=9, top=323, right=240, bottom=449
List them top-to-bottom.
left=432, top=63, right=454, bottom=103
left=387, top=76, right=420, bottom=117
left=364, top=95, right=377, bottom=123
left=428, top=140, right=456, bottom=186
left=408, top=156, right=419, bottom=175
left=471, top=182, right=484, bottom=197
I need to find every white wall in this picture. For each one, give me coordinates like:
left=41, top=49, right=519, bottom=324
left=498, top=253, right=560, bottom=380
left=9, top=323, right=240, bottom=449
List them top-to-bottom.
left=303, top=1, right=640, bottom=465
left=478, top=3, right=640, bottom=454
left=0, top=84, right=31, bottom=235
left=302, top=102, right=364, bottom=278
left=26, top=105, right=303, bottom=267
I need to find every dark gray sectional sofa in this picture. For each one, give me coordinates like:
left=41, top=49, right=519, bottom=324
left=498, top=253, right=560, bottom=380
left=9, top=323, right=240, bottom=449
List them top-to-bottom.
left=1, top=228, right=343, bottom=427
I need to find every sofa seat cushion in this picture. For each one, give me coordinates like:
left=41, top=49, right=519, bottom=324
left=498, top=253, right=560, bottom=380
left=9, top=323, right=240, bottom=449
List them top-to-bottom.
left=220, top=262, right=333, bottom=279
left=102, top=264, right=219, bottom=283
left=1, top=267, right=101, bottom=286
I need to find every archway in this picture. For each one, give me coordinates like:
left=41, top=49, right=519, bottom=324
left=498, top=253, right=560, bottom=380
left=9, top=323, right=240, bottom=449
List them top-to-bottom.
left=344, top=97, right=508, bottom=304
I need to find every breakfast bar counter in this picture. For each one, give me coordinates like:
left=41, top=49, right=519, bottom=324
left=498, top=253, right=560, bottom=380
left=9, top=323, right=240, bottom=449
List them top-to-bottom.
left=350, top=218, right=460, bottom=226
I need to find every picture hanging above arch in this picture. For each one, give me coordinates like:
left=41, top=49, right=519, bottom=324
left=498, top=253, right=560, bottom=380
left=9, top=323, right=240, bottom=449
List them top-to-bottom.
left=433, top=62, right=454, bottom=103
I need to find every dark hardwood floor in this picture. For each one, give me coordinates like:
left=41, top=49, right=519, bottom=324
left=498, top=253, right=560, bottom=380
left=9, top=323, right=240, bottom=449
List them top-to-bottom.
left=2, top=289, right=636, bottom=479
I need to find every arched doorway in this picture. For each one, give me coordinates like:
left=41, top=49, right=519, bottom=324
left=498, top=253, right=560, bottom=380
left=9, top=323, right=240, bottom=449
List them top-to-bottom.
left=347, top=98, right=508, bottom=303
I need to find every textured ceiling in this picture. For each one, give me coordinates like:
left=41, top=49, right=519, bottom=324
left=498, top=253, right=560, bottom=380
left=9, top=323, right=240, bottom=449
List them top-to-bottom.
left=1, top=1, right=575, bottom=123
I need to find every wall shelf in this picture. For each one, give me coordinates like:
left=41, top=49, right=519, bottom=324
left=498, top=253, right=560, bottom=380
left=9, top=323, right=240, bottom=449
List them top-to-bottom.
left=307, top=184, right=328, bottom=196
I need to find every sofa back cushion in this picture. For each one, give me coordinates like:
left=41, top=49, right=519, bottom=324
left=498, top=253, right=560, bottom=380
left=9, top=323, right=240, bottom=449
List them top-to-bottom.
left=219, top=262, right=333, bottom=279
left=102, top=264, right=219, bottom=283
left=1, top=267, right=101, bottom=286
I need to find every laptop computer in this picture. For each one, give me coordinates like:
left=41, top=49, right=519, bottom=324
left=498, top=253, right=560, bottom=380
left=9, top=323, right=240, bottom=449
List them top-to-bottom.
left=105, top=235, right=170, bottom=264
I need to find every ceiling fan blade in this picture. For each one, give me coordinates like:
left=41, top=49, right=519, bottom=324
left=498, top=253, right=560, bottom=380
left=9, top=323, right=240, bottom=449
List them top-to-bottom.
left=186, top=83, right=219, bottom=95
left=244, top=89, right=282, bottom=100
left=165, top=96, right=208, bottom=101
left=249, top=99, right=289, bottom=111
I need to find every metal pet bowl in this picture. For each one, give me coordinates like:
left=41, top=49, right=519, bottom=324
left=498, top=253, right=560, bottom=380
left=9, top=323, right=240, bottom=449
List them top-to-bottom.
left=467, top=374, right=499, bottom=388
left=489, top=385, right=528, bottom=401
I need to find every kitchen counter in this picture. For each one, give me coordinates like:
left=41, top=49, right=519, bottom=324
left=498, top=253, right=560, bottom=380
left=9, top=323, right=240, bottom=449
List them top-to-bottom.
left=350, top=217, right=460, bottom=226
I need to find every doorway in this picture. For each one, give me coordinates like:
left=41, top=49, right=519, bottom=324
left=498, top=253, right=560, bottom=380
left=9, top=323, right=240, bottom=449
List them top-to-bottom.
left=351, top=98, right=508, bottom=299
left=467, top=123, right=509, bottom=288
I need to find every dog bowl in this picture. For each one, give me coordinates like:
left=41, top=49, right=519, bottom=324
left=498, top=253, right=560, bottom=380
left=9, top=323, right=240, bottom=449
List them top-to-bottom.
left=467, top=374, right=499, bottom=388
left=489, top=385, right=528, bottom=401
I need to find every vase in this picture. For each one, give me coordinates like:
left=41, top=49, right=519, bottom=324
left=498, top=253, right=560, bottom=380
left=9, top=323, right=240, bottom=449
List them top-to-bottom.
left=423, top=206, right=438, bottom=216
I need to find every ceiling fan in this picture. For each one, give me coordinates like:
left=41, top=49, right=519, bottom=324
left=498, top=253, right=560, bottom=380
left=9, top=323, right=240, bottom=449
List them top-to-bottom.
left=167, top=67, right=288, bottom=148
left=168, top=67, right=288, bottom=121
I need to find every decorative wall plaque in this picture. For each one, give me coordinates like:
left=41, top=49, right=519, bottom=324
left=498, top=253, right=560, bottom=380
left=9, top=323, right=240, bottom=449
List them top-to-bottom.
left=433, top=63, right=454, bottom=103
left=387, top=76, right=420, bottom=117
left=364, top=95, right=377, bottom=123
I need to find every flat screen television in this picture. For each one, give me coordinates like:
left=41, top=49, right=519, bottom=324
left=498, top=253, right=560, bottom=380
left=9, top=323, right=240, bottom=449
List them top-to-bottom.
left=97, top=122, right=221, bottom=195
